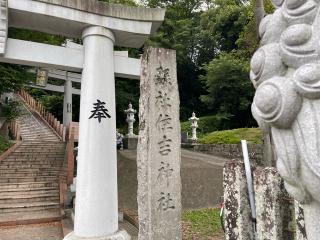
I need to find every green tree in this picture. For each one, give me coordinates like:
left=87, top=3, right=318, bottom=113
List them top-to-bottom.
left=145, top=0, right=209, bottom=119
left=197, top=0, right=250, bottom=64
left=200, top=53, right=255, bottom=128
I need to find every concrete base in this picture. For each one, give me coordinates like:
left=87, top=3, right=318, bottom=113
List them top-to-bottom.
left=123, top=137, right=138, bottom=150
left=64, top=230, right=131, bottom=240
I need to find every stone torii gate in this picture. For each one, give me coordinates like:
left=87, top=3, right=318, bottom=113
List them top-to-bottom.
left=0, top=1, right=165, bottom=239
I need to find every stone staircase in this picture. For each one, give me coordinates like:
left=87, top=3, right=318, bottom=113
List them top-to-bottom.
left=0, top=96, right=66, bottom=226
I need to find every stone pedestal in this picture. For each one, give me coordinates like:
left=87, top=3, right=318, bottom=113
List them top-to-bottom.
left=65, top=26, right=129, bottom=239
left=123, top=136, right=138, bottom=150
left=64, top=230, right=130, bottom=240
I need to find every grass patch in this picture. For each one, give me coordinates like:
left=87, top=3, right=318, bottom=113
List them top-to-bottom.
left=199, top=128, right=262, bottom=144
left=0, top=134, right=12, bottom=155
left=182, top=208, right=223, bottom=239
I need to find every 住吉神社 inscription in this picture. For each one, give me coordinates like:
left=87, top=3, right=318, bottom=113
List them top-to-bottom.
left=137, top=48, right=182, bottom=240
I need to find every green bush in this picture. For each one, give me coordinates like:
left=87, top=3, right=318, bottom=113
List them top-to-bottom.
left=2, top=100, right=21, bottom=120
left=199, top=128, right=263, bottom=144
left=0, top=134, right=12, bottom=154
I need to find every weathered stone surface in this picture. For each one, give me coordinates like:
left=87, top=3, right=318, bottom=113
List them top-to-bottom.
left=0, top=0, right=8, bottom=56
left=251, top=2, right=320, bottom=239
left=137, top=48, right=182, bottom=240
left=223, top=161, right=254, bottom=240
left=254, top=167, right=294, bottom=240
left=295, top=202, right=307, bottom=240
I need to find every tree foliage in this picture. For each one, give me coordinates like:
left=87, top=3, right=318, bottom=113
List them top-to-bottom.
left=200, top=53, right=255, bottom=128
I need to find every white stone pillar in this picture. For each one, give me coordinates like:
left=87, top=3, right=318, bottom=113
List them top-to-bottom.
left=64, top=26, right=129, bottom=240
left=63, top=76, right=72, bottom=128
left=124, top=103, right=136, bottom=137
left=189, top=112, right=199, bottom=142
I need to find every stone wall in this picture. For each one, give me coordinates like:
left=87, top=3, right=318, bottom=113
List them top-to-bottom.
left=183, top=143, right=264, bottom=165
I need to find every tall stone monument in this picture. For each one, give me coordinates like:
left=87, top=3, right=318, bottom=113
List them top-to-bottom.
left=250, top=1, right=320, bottom=239
left=137, top=48, right=182, bottom=240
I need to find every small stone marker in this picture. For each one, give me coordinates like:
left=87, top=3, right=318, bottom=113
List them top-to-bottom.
left=137, top=47, right=182, bottom=240
left=223, top=160, right=254, bottom=240
left=254, top=168, right=294, bottom=240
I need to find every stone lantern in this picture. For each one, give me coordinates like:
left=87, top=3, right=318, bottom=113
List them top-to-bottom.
left=124, top=102, right=137, bottom=137
left=123, top=103, right=138, bottom=150
left=189, top=112, right=199, bottom=142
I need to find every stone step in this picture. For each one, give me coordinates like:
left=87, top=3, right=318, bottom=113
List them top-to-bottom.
left=20, top=131, right=56, bottom=135
left=20, top=133, right=58, bottom=136
left=21, top=137, right=59, bottom=140
left=21, top=137, right=60, bottom=141
left=20, top=143, right=63, bottom=146
left=16, top=146, right=65, bottom=149
left=15, top=148, right=65, bottom=151
left=9, top=152, right=65, bottom=156
left=4, top=155, right=64, bottom=159
left=2, top=158, right=63, bottom=162
left=3, top=159, right=64, bottom=163
left=0, top=160, right=63, bottom=164
left=0, top=163, right=63, bottom=168
left=0, top=165, right=62, bottom=170
left=0, top=169, right=61, bottom=173
left=0, top=172, right=62, bottom=178
left=0, top=176, right=59, bottom=183
left=0, top=182, right=59, bottom=190
left=0, top=186, right=58, bottom=193
left=0, top=189, right=58, bottom=197
left=0, top=193, right=59, bottom=204
left=0, top=202, right=60, bottom=213
left=0, top=208, right=61, bottom=225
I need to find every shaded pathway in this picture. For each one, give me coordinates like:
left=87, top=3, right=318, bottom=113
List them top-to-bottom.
left=118, top=149, right=227, bottom=210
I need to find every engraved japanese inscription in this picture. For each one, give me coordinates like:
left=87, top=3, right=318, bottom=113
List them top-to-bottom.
left=137, top=48, right=182, bottom=240
left=89, top=99, right=111, bottom=123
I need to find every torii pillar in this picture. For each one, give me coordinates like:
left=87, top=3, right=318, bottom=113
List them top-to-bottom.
left=68, top=26, right=124, bottom=239
left=63, top=75, right=72, bottom=129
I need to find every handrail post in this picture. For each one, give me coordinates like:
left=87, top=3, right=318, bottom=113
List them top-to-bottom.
left=67, top=128, right=75, bottom=185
